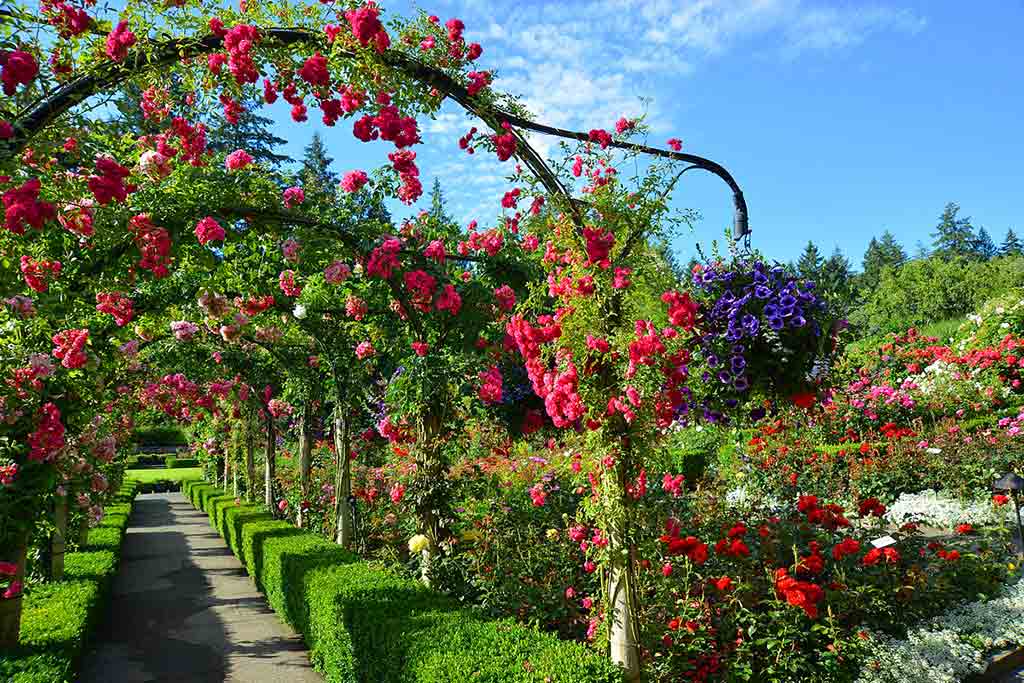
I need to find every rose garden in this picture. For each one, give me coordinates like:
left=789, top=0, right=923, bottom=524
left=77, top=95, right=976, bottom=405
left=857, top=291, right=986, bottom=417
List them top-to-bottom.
left=1, top=2, right=1023, bottom=682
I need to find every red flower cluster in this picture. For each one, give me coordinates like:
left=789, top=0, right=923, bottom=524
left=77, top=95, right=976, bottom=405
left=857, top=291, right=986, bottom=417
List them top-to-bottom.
left=42, top=1, right=92, bottom=38
left=1, top=50, right=39, bottom=95
left=298, top=53, right=330, bottom=87
left=493, top=130, right=516, bottom=161
left=389, top=150, right=422, bottom=203
left=88, top=156, right=135, bottom=205
left=4, top=178, right=56, bottom=234
left=582, top=226, right=614, bottom=268
left=20, top=255, right=61, bottom=293
left=435, top=284, right=462, bottom=315
left=662, top=290, right=699, bottom=330
left=95, top=291, right=134, bottom=326
left=52, top=328, right=89, bottom=369
left=28, top=402, right=65, bottom=462
left=797, top=495, right=850, bottom=530
left=857, top=497, right=887, bottom=517
left=660, top=519, right=709, bottom=564
left=831, top=537, right=861, bottom=561
left=862, top=546, right=900, bottom=566
left=774, top=568, right=824, bottom=618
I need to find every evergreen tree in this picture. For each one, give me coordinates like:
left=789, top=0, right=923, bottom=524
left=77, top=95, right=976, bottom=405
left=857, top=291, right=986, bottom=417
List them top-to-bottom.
left=207, top=107, right=292, bottom=166
left=300, top=133, right=337, bottom=201
left=428, top=178, right=453, bottom=225
left=931, top=202, right=977, bottom=258
left=973, top=227, right=997, bottom=260
left=1002, top=228, right=1023, bottom=256
left=877, top=230, right=907, bottom=267
left=862, top=231, right=907, bottom=291
left=915, top=240, right=930, bottom=259
left=796, top=241, right=824, bottom=281
left=819, top=247, right=855, bottom=314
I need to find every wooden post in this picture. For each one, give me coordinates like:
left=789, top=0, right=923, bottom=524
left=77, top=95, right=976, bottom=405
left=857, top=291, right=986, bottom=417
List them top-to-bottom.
left=297, top=402, right=313, bottom=529
left=333, top=410, right=353, bottom=548
left=245, top=414, right=256, bottom=503
left=264, top=415, right=276, bottom=511
left=51, top=494, right=68, bottom=580
left=0, top=530, right=29, bottom=648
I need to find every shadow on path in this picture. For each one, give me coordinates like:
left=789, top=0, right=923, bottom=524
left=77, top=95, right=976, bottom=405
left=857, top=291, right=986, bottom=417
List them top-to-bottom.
left=78, top=493, right=322, bottom=683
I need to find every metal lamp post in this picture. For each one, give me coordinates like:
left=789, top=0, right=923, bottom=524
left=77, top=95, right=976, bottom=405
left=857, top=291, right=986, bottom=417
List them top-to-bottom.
left=994, top=472, right=1024, bottom=558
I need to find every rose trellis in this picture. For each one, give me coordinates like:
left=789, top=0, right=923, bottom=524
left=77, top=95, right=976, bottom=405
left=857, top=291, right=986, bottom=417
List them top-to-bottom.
left=0, top=1, right=790, bottom=677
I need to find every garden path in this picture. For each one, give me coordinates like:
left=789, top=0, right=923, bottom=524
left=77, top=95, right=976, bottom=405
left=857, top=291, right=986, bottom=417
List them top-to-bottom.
left=78, top=492, right=323, bottom=682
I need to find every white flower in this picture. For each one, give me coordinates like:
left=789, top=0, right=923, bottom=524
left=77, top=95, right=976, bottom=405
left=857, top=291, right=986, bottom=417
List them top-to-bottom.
left=293, top=303, right=307, bottom=319
left=1001, top=322, right=1010, bottom=329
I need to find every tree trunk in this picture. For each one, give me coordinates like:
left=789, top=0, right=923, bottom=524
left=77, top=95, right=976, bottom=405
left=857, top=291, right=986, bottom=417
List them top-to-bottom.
left=297, top=402, right=313, bottom=529
left=333, top=410, right=353, bottom=548
left=245, top=415, right=256, bottom=503
left=264, top=416, right=276, bottom=512
left=232, top=454, right=239, bottom=497
left=51, top=494, right=68, bottom=580
left=0, top=530, right=29, bottom=648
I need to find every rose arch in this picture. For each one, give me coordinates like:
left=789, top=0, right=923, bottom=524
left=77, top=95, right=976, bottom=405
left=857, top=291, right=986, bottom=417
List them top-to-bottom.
left=0, top=3, right=821, bottom=680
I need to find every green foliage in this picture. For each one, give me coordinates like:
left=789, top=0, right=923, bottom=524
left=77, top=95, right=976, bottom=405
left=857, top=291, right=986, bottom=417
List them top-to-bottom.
left=852, top=254, right=1024, bottom=335
left=164, top=457, right=199, bottom=469
left=126, top=466, right=202, bottom=484
left=184, top=481, right=623, bottom=682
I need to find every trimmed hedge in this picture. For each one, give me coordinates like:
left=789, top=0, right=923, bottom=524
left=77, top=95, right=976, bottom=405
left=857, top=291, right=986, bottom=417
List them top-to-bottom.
left=164, top=456, right=199, bottom=469
left=182, top=480, right=623, bottom=683
left=0, top=482, right=139, bottom=683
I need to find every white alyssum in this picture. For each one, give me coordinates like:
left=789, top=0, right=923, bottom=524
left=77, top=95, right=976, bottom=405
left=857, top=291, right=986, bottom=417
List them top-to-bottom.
left=884, top=489, right=1012, bottom=528
left=856, top=579, right=1024, bottom=683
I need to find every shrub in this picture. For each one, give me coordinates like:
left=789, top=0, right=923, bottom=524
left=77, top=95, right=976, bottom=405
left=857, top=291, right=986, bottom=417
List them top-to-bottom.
left=186, top=483, right=623, bottom=683
left=0, top=484, right=137, bottom=683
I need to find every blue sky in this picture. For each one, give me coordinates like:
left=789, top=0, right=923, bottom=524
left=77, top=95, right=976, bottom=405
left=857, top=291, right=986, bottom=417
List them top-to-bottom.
left=254, top=0, right=1024, bottom=268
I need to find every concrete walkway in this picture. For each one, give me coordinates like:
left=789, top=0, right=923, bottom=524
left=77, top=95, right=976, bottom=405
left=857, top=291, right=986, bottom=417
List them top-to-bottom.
left=78, top=492, right=322, bottom=683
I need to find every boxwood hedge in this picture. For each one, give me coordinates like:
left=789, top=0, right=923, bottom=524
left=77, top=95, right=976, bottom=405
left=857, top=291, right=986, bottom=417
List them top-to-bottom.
left=182, top=480, right=623, bottom=683
left=0, top=481, right=139, bottom=683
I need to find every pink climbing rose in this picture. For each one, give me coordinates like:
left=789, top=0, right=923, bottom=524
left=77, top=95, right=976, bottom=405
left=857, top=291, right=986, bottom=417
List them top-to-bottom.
left=225, top=149, right=253, bottom=170
left=340, top=170, right=369, bottom=193
left=194, top=217, right=225, bottom=245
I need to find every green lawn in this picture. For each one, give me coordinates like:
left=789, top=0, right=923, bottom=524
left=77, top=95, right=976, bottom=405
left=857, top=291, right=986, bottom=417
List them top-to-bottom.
left=126, top=467, right=203, bottom=483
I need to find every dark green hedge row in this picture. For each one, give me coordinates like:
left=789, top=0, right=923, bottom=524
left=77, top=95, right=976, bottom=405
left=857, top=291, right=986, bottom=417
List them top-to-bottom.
left=164, top=456, right=199, bottom=468
left=183, top=480, right=623, bottom=683
left=0, top=482, right=139, bottom=683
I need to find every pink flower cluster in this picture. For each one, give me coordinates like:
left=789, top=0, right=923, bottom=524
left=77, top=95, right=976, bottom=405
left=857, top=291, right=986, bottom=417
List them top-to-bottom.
left=345, top=3, right=391, bottom=53
left=105, top=21, right=137, bottom=62
left=223, top=24, right=261, bottom=85
left=298, top=53, right=330, bottom=87
left=225, top=149, right=253, bottom=170
left=341, top=170, right=369, bottom=193
left=4, top=179, right=56, bottom=234
left=283, top=186, right=305, bottom=208
left=128, top=214, right=172, bottom=278
left=195, top=216, right=225, bottom=245
left=582, top=226, right=614, bottom=268
left=366, top=238, right=402, bottom=279
left=20, top=255, right=61, bottom=293
left=324, top=261, right=351, bottom=284
left=279, top=270, right=302, bottom=297
left=435, top=284, right=462, bottom=315
left=494, top=284, right=516, bottom=312
left=96, top=291, right=134, bottom=326
left=345, top=295, right=368, bottom=320
left=170, top=320, right=200, bottom=341
left=52, top=328, right=89, bottom=368
left=355, top=340, right=376, bottom=359
left=478, top=365, right=503, bottom=404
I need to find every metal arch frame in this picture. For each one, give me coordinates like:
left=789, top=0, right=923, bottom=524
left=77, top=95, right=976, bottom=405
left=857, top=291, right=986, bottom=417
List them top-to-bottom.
left=1, top=25, right=749, bottom=240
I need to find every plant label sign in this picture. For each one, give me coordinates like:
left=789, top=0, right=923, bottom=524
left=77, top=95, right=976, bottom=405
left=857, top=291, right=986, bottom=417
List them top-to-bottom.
left=871, top=535, right=897, bottom=549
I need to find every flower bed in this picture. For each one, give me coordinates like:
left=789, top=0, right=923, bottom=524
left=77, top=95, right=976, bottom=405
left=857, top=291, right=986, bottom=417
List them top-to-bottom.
left=182, top=480, right=623, bottom=683
left=0, top=481, right=139, bottom=683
